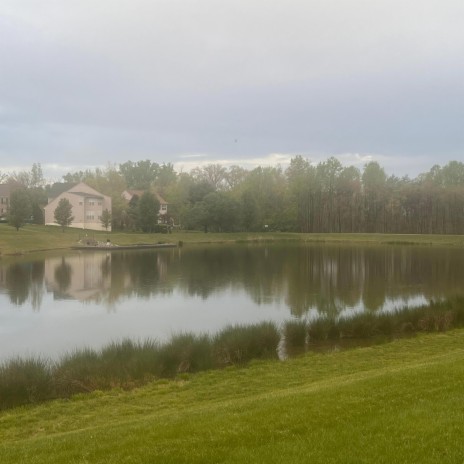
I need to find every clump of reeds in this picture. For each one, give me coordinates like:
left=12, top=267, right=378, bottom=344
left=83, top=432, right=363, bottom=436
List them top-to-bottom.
left=307, top=318, right=339, bottom=342
left=283, top=320, right=307, bottom=352
left=213, top=322, right=279, bottom=366
left=157, top=333, right=213, bottom=377
left=0, top=357, right=52, bottom=410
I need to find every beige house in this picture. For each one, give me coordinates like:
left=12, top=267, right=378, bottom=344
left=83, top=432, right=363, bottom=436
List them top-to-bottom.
left=0, top=181, right=21, bottom=220
left=44, top=182, right=112, bottom=231
left=121, top=189, right=168, bottom=222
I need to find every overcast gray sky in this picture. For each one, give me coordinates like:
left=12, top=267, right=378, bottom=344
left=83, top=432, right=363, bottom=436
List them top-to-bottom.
left=1, top=0, right=464, bottom=180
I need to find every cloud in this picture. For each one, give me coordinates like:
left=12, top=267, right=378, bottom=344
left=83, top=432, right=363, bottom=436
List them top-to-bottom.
left=1, top=1, right=464, bottom=178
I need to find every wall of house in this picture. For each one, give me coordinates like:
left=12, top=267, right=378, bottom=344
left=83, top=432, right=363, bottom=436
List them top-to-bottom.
left=44, top=183, right=112, bottom=231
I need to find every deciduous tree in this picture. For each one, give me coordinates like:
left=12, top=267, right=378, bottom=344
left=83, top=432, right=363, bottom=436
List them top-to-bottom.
left=8, top=189, right=32, bottom=231
left=54, top=198, right=74, bottom=231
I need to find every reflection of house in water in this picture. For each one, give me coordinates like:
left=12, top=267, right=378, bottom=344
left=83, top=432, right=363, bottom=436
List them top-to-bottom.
left=43, top=251, right=171, bottom=303
left=44, top=253, right=112, bottom=301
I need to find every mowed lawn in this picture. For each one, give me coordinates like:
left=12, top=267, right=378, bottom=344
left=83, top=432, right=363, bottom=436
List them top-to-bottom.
left=3, top=224, right=464, bottom=256
left=1, top=330, right=464, bottom=463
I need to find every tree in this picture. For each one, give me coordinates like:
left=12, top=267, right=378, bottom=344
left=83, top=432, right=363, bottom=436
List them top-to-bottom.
left=119, top=160, right=159, bottom=189
left=362, top=161, right=387, bottom=232
left=30, top=163, right=45, bottom=189
left=155, top=163, right=177, bottom=194
left=191, top=164, right=227, bottom=190
left=8, top=189, right=32, bottom=231
left=138, top=192, right=160, bottom=232
left=202, top=192, right=240, bottom=232
left=54, top=198, right=74, bottom=231
left=100, top=209, right=112, bottom=231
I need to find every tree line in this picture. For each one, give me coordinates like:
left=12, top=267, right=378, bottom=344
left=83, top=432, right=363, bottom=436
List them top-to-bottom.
left=3, top=158, right=464, bottom=234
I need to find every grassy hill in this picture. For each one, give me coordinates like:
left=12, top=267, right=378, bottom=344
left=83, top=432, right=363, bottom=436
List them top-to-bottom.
left=2, top=223, right=464, bottom=256
left=1, top=330, right=464, bottom=463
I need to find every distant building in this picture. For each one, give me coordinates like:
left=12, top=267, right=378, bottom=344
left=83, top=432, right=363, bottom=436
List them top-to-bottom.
left=0, top=181, right=21, bottom=221
left=44, top=182, right=112, bottom=231
left=121, top=189, right=169, bottom=222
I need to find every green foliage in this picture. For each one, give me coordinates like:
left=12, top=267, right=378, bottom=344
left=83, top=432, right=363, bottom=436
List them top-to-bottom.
left=119, top=160, right=159, bottom=189
left=8, top=188, right=32, bottom=230
left=137, top=191, right=160, bottom=232
left=54, top=198, right=74, bottom=231
left=100, top=208, right=111, bottom=231
left=283, top=319, right=307, bottom=351
left=213, top=322, right=280, bottom=365
left=158, top=333, right=214, bottom=377
left=0, top=357, right=52, bottom=410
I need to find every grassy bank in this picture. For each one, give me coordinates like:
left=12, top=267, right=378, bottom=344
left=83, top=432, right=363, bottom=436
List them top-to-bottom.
left=2, top=223, right=464, bottom=256
left=1, top=329, right=464, bottom=463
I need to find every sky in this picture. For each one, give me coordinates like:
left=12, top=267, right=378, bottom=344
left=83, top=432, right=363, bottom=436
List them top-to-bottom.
left=1, top=0, right=464, bottom=181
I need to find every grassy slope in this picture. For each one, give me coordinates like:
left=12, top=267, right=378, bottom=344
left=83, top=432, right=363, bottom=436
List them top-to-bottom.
left=2, top=224, right=464, bottom=256
left=1, top=330, right=464, bottom=463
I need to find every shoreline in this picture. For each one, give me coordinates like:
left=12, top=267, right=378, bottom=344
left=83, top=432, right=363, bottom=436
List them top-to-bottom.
left=1, top=225, right=464, bottom=257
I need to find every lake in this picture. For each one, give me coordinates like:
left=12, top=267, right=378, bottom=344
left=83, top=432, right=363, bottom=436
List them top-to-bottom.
left=1, top=242, right=463, bottom=361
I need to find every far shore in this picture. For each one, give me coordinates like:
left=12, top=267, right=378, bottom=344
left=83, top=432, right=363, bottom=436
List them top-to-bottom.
left=1, top=224, right=464, bottom=257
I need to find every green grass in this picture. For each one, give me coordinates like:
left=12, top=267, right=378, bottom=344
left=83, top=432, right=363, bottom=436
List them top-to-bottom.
left=2, top=224, right=464, bottom=256
left=1, top=329, right=464, bottom=463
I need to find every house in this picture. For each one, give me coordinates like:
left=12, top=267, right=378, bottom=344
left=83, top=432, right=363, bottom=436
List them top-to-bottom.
left=0, top=181, right=21, bottom=221
left=44, top=182, right=112, bottom=231
left=121, top=189, right=169, bottom=222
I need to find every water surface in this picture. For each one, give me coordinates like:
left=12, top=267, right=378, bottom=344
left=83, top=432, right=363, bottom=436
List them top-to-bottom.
left=1, top=243, right=463, bottom=360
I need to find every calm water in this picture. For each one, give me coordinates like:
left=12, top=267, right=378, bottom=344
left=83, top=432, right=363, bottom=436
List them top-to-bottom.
left=1, top=243, right=463, bottom=361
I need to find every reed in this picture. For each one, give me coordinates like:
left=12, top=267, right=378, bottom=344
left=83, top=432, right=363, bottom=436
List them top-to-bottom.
left=283, top=319, right=307, bottom=351
left=213, top=322, right=280, bottom=366
left=157, top=333, right=213, bottom=377
left=53, top=347, right=102, bottom=396
left=0, top=357, right=52, bottom=409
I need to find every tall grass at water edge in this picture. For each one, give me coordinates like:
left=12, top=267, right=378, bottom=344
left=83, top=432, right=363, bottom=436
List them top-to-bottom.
left=2, top=298, right=464, bottom=411
left=0, top=322, right=279, bottom=410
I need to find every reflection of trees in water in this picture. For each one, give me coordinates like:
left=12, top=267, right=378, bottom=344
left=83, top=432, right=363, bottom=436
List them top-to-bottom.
left=1, top=245, right=464, bottom=316
left=54, top=258, right=72, bottom=294
left=4, top=261, right=45, bottom=307
left=29, top=261, right=45, bottom=310
left=5, top=263, right=30, bottom=305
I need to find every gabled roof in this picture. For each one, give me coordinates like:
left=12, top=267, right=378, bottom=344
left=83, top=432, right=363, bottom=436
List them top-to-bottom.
left=47, top=183, right=76, bottom=199
left=123, top=189, right=167, bottom=204
left=69, top=191, right=104, bottom=199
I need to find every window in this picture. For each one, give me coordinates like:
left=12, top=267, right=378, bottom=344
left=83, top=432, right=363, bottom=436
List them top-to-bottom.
left=160, top=204, right=167, bottom=211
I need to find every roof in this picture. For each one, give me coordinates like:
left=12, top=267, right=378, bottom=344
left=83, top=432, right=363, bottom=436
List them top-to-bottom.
left=47, top=183, right=76, bottom=199
left=124, top=189, right=167, bottom=204
left=69, top=191, right=104, bottom=199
